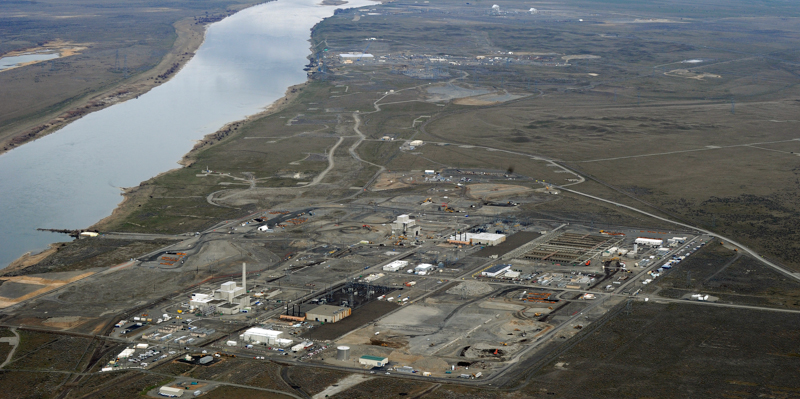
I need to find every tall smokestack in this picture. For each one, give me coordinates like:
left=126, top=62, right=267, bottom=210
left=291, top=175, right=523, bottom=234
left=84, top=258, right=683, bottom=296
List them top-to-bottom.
left=242, top=262, right=246, bottom=292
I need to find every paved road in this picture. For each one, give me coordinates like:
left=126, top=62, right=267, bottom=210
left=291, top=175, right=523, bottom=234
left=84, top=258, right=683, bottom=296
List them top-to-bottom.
left=0, top=328, right=19, bottom=369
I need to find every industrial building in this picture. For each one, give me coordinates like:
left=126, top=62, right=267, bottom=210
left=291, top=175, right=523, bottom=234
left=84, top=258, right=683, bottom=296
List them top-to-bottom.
left=339, top=52, right=374, bottom=59
left=409, top=140, right=424, bottom=146
left=391, top=214, right=420, bottom=237
left=448, top=232, right=506, bottom=246
left=635, top=237, right=663, bottom=247
left=383, top=260, right=408, bottom=272
left=189, top=263, right=251, bottom=314
left=414, top=263, right=435, bottom=275
left=482, top=264, right=511, bottom=277
left=215, top=281, right=245, bottom=302
left=305, top=305, right=352, bottom=323
left=241, top=327, right=293, bottom=347
left=117, top=348, right=135, bottom=359
left=359, top=355, right=388, bottom=368
left=159, top=386, right=184, bottom=397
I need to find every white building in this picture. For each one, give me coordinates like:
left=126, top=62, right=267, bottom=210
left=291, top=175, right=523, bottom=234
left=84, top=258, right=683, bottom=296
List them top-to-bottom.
left=339, top=53, right=374, bottom=59
left=409, top=140, right=424, bottom=146
left=391, top=214, right=420, bottom=237
left=449, top=232, right=506, bottom=246
left=635, top=237, right=663, bottom=247
left=383, top=260, right=409, bottom=272
left=415, top=263, right=435, bottom=275
left=481, top=264, right=511, bottom=277
left=504, top=271, right=521, bottom=279
left=215, top=281, right=245, bottom=302
left=189, top=293, right=214, bottom=309
left=242, top=328, right=287, bottom=345
left=117, top=348, right=135, bottom=359
left=359, top=355, right=388, bottom=368
left=159, top=386, right=184, bottom=397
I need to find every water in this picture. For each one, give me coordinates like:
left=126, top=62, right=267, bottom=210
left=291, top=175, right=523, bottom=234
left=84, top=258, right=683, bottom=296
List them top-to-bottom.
left=0, top=0, right=370, bottom=268
left=0, top=52, right=60, bottom=71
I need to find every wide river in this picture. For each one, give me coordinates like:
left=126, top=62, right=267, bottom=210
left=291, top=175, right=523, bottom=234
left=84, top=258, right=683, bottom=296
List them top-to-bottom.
left=0, top=0, right=371, bottom=268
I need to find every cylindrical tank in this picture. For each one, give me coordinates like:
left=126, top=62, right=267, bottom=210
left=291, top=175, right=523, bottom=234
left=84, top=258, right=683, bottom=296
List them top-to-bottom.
left=336, top=346, right=350, bottom=361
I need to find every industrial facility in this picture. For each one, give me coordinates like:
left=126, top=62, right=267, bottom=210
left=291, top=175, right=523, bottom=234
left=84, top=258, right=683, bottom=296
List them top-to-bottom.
left=391, top=214, right=421, bottom=237
left=448, top=232, right=506, bottom=246
left=522, top=232, right=621, bottom=264
left=188, top=263, right=251, bottom=315
left=305, top=304, right=352, bottom=323
left=241, top=327, right=293, bottom=347
left=359, top=355, right=388, bottom=368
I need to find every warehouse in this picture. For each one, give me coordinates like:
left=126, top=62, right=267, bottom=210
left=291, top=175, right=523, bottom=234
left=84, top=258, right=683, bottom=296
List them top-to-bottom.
left=339, top=53, right=374, bottom=59
left=391, top=214, right=420, bottom=237
left=448, top=232, right=506, bottom=246
left=635, top=237, right=663, bottom=247
left=383, top=260, right=408, bottom=272
left=414, top=263, right=435, bottom=275
left=481, top=264, right=511, bottom=277
left=215, top=281, right=245, bottom=302
left=306, top=305, right=352, bottom=323
left=241, top=327, right=293, bottom=346
left=359, top=355, right=389, bottom=368
left=159, top=386, right=184, bottom=397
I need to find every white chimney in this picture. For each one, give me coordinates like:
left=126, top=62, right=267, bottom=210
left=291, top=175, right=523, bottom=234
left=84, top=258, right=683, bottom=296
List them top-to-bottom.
left=242, top=262, right=246, bottom=292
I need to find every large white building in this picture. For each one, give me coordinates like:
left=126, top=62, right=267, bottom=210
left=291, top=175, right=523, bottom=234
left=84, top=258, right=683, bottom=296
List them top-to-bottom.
left=391, top=214, right=420, bottom=237
left=449, top=232, right=506, bottom=246
left=635, top=237, right=663, bottom=247
left=383, top=260, right=408, bottom=272
left=415, top=263, right=435, bottom=275
left=481, top=264, right=511, bottom=278
left=215, top=281, right=245, bottom=302
left=190, top=293, right=214, bottom=309
left=242, top=328, right=292, bottom=346
left=359, top=355, right=389, bottom=368
left=159, top=386, right=184, bottom=397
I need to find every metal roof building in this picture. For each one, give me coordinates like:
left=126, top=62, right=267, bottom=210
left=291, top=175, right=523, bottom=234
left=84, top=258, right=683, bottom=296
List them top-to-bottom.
left=481, top=264, right=511, bottom=278
left=306, top=305, right=352, bottom=323
left=359, top=355, right=388, bottom=367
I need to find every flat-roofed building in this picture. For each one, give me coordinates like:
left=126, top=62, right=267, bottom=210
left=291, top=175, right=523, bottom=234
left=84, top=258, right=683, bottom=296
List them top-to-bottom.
left=306, top=305, right=352, bottom=323
left=359, top=355, right=388, bottom=368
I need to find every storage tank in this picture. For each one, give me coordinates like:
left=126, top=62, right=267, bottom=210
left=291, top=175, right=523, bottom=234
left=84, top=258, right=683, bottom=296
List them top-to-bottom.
left=336, top=346, right=350, bottom=361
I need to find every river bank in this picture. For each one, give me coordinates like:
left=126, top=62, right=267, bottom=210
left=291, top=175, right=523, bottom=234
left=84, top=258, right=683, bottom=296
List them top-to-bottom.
left=88, top=81, right=309, bottom=234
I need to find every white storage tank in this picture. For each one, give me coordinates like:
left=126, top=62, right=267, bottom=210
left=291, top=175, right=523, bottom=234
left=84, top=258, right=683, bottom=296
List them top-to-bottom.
left=337, top=346, right=350, bottom=361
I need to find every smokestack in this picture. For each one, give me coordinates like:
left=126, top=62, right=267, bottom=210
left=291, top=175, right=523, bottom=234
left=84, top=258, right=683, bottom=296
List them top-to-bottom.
left=242, top=262, right=246, bottom=292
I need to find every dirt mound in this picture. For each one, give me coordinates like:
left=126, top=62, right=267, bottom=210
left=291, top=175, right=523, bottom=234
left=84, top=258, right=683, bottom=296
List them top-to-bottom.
left=465, top=183, right=532, bottom=200
left=446, top=281, right=494, bottom=297
left=370, top=336, right=406, bottom=348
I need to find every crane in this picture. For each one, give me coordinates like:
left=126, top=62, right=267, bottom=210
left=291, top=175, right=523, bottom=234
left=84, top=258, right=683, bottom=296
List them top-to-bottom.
left=357, top=42, right=371, bottom=61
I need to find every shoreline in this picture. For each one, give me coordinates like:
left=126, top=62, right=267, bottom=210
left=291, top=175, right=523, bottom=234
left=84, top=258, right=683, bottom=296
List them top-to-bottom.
left=89, top=81, right=308, bottom=233
left=3, top=243, right=62, bottom=276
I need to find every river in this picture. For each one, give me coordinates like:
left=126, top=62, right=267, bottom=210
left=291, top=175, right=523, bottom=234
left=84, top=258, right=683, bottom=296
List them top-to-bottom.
left=0, top=0, right=371, bottom=268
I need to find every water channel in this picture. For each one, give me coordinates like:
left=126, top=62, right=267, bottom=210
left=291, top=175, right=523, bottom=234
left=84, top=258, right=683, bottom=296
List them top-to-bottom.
left=0, top=0, right=370, bottom=268
left=0, top=53, right=60, bottom=71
